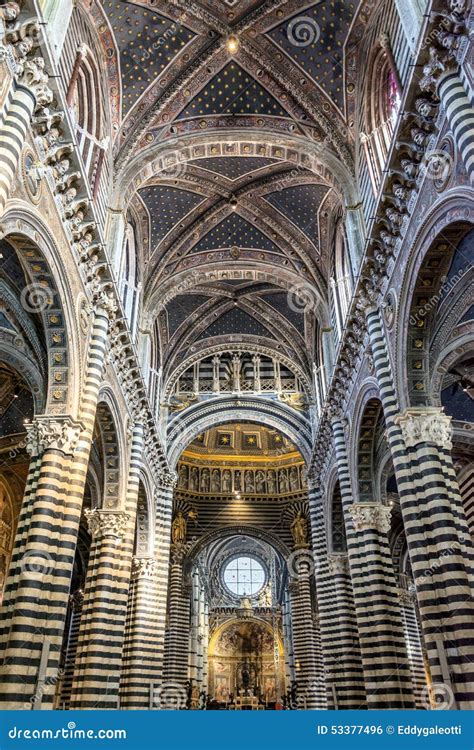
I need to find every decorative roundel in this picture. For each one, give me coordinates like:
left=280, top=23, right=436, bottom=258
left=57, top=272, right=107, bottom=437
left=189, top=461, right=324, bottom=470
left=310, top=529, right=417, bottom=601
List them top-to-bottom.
left=433, top=137, right=455, bottom=193
left=22, top=149, right=41, bottom=203
left=383, top=289, right=397, bottom=330
left=222, top=554, right=267, bottom=598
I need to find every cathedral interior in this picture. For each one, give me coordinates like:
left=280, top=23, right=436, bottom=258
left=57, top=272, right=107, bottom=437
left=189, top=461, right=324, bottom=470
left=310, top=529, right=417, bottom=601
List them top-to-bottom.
left=0, top=0, right=472, bottom=712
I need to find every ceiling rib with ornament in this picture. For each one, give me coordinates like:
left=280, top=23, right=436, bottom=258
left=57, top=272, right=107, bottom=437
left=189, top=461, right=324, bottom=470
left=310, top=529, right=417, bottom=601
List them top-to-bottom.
left=95, top=0, right=366, bottom=387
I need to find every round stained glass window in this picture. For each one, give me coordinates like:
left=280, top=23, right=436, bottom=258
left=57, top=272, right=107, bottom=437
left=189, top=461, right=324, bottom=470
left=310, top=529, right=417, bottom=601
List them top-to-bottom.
left=223, top=555, right=266, bottom=597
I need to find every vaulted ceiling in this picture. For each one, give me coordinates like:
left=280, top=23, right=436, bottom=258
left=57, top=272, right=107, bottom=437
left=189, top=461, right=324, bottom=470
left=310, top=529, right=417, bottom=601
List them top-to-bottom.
left=93, top=0, right=370, bottom=382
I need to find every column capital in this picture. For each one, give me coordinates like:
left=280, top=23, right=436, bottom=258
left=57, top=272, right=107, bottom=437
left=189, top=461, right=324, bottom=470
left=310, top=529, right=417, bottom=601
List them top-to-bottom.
left=88, top=278, right=118, bottom=320
left=394, top=407, right=452, bottom=450
left=25, top=415, right=84, bottom=457
left=156, top=468, right=178, bottom=490
left=348, top=503, right=391, bottom=534
left=85, top=509, right=130, bottom=541
left=327, top=553, right=349, bottom=575
left=131, top=556, right=159, bottom=580
left=398, top=588, right=415, bottom=607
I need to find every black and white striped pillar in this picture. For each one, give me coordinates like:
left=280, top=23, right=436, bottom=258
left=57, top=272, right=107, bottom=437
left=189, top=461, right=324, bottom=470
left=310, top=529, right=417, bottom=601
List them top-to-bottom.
left=437, top=70, right=474, bottom=185
left=0, top=83, right=36, bottom=215
left=0, top=294, right=113, bottom=708
left=366, top=305, right=474, bottom=708
left=0, top=416, right=84, bottom=709
left=331, top=417, right=416, bottom=708
left=70, top=420, right=145, bottom=709
left=308, top=481, right=366, bottom=708
left=69, top=509, right=131, bottom=709
left=163, top=548, right=191, bottom=693
left=287, top=550, right=325, bottom=710
left=120, top=557, right=161, bottom=709
left=398, top=587, right=426, bottom=709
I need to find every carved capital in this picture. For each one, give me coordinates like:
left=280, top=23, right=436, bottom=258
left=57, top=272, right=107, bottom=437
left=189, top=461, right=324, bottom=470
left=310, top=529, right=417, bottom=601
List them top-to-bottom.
left=90, top=280, right=118, bottom=319
left=395, top=408, right=452, bottom=450
left=25, top=415, right=84, bottom=456
left=156, top=469, right=178, bottom=490
left=348, top=503, right=392, bottom=534
left=85, top=509, right=130, bottom=541
left=327, top=553, right=349, bottom=575
left=131, top=557, right=159, bottom=580
left=398, top=588, right=415, bottom=607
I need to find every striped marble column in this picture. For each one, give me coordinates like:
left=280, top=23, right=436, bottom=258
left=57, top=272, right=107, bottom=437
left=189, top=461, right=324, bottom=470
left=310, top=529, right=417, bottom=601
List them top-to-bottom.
left=0, top=62, right=52, bottom=216
left=437, top=70, right=474, bottom=185
left=0, top=84, right=35, bottom=215
left=0, top=298, right=113, bottom=708
left=366, top=305, right=474, bottom=708
left=394, top=406, right=474, bottom=706
left=0, top=416, right=84, bottom=708
left=332, top=418, right=415, bottom=708
left=70, top=421, right=144, bottom=709
left=0, top=448, right=44, bottom=654
left=120, top=477, right=175, bottom=709
left=308, top=481, right=366, bottom=708
left=69, top=510, right=130, bottom=709
left=163, top=547, right=191, bottom=697
left=287, top=552, right=325, bottom=709
left=119, top=557, right=161, bottom=709
left=188, top=568, right=200, bottom=687
left=398, top=587, right=426, bottom=710
left=56, top=590, right=84, bottom=709
left=312, top=615, right=328, bottom=709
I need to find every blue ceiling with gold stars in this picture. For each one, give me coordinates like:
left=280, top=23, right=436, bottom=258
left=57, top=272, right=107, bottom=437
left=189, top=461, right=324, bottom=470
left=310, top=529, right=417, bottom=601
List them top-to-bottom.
left=102, top=1, right=195, bottom=112
left=266, top=1, right=355, bottom=112
left=176, top=63, right=290, bottom=120
left=188, top=156, right=278, bottom=180
left=264, top=183, right=329, bottom=246
left=139, top=185, right=204, bottom=249
left=191, top=214, right=280, bottom=254
left=263, top=292, right=306, bottom=336
left=166, top=294, right=210, bottom=336
left=198, top=308, right=274, bottom=340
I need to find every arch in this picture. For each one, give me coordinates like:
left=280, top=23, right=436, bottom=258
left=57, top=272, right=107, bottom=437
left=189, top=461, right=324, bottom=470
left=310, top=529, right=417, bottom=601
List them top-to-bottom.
left=111, top=130, right=358, bottom=213
left=394, top=190, right=474, bottom=409
left=0, top=206, right=82, bottom=415
left=145, top=261, right=330, bottom=330
left=430, top=331, right=474, bottom=407
left=163, top=343, right=312, bottom=400
left=349, top=384, right=386, bottom=505
left=94, top=390, right=125, bottom=510
left=166, top=396, right=312, bottom=468
left=326, top=468, right=347, bottom=554
left=183, top=524, right=292, bottom=576
left=208, top=615, right=284, bottom=656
